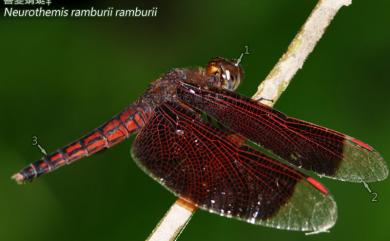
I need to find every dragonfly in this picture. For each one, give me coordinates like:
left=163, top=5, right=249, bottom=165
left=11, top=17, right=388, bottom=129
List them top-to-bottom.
left=13, top=57, right=388, bottom=233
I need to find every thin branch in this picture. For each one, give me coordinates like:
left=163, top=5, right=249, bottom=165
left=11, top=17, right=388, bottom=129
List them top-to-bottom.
left=147, top=0, right=352, bottom=240
left=253, top=0, right=352, bottom=105
left=147, top=199, right=196, bottom=241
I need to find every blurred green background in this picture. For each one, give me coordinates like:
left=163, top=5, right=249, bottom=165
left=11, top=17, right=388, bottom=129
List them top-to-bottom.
left=1, top=0, right=389, bottom=241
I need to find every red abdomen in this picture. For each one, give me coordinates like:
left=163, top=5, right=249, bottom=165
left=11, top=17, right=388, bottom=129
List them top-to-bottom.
left=14, top=103, right=152, bottom=183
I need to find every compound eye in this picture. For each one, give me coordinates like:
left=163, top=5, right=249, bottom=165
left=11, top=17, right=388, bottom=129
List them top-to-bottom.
left=207, top=64, right=221, bottom=76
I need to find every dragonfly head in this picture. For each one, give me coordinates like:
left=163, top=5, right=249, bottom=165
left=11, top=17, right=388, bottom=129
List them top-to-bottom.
left=206, top=57, right=243, bottom=91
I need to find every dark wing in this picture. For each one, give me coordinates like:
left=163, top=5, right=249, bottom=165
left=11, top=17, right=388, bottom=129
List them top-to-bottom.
left=177, top=82, right=388, bottom=182
left=132, top=102, right=336, bottom=232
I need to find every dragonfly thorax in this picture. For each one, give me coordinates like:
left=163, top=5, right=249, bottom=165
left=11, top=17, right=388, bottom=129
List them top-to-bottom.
left=143, top=57, right=244, bottom=107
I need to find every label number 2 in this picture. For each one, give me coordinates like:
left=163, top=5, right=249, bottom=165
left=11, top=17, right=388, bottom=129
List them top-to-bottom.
left=371, top=192, right=378, bottom=202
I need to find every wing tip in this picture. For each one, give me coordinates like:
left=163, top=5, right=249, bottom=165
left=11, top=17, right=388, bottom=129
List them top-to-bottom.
left=335, top=137, right=389, bottom=182
left=365, top=154, right=389, bottom=182
left=250, top=179, right=337, bottom=232
left=294, top=182, right=337, bottom=233
left=312, top=194, right=337, bottom=232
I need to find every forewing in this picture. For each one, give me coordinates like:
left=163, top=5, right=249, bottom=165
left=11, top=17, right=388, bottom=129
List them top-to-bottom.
left=177, top=83, right=388, bottom=182
left=132, top=102, right=336, bottom=232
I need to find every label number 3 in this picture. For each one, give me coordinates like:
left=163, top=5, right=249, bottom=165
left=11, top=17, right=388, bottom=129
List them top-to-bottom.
left=32, top=136, right=38, bottom=146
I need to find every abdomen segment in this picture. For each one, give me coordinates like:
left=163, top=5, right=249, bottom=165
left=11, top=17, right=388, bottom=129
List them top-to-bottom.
left=13, top=104, right=151, bottom=184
